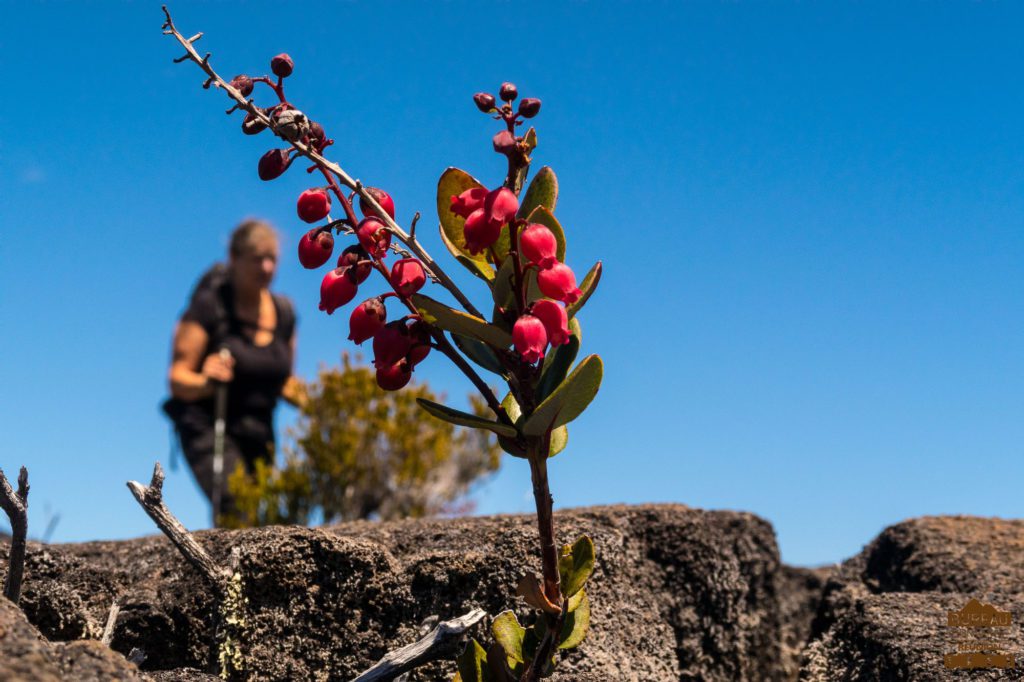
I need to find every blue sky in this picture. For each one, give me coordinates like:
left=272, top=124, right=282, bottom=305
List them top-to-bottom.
left=1, top=2, right=1022, bottom=567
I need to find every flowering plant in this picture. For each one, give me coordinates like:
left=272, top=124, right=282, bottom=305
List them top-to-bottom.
left=163, top=8, right=603, bottom=680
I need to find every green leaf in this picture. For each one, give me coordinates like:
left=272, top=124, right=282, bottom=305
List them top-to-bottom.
left=521, top=127, right=538, bottom=155
left=517, top=166, right=559, bottom=220
left=437, top=167, right=495, bottom=277
left=524, top=206, right=567, bottom=263
left=440, top=226, right=495, bottom=283
left=491, top=256, right=517, bottom=309
left=566, top=261, right=602, bottom=319
left=524, top=268, right=544, bottom=305
left=411, top=294, right=512, bottom=349
left=536, top=318, right=581, bottom=403
left=452, top=333, right=507, bottom=377
left=522, top=355, right=603, bottom=436
left=498, top=393, right=567, bottom=458
left=417, top=398, right=518, bottom=438
left=548, top=425, right=568, bottom=458
left=558, top=536, right=595, bottom=598
left=516, top=574, right=561, bottom=615
left=567, top=587, right=585, bottom=613
left=558, top=590, right=591, bottom=650
left=491, top=611, right=526, bottom=664
left=457, top=639, right=492, bottom=682
left=486, top=642, right=518, bottom=681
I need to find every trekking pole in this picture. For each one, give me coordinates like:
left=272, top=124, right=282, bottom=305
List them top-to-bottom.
left=211, top=347, right=231, bottom=526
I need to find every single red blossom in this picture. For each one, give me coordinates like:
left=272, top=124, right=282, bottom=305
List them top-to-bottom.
left=270, top=53, right=293, bottom=78
left=499, top=82, right=518, bottom=102
left=473, top=92, right=496, bottom=112
left=518, top=98, right=541, bottom=119
left=257, top=149, right=292, bottom=181
left=359, top=187, right=396, bottom=221
left=450, top=187, right=489, bottom=219
left=484, top=187, right=518, bottom=228
left=297, top=188, right=331, bottom=223
left=463, top=208, right=502, bottom=255
left=356, top=217, right=391, bottom=259
left=520, top=223, right=558, bottom=269
left=297, top=229, right=334, bottom=269
left=337, top=244, right=372, bottom=284
left=390, top=258, right=426, bottom=297
left=537, top=262, right=582, bottom=304
left=318, top=268, right=357, bottom=314
left=348, top=297, right=387, bottom=344
left=530, top=299, right=570, bottom=346
left=513, top=314, right=548, bottom=363
left=373, top=321, right=413, bottom=368
left=405, top=322, right=432, bottom=367
left=375, top=359, right=412, bottom=391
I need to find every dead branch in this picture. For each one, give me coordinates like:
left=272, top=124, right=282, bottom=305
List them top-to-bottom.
left=127, top=462, right=230, bottom=593
left=0, top=467, right=29, bottom=604
left=101, top=599, right=120, bottom=646
left=350, top=608, right=487, bottom=682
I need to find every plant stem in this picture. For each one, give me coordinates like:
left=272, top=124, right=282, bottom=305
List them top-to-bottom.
left=528, top=438, right=560, bottom=604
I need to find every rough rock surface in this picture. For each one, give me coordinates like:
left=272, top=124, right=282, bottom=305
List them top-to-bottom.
left=0, top=504, right=805, bottom=681
left=801, top=515, right=1024, bottom=681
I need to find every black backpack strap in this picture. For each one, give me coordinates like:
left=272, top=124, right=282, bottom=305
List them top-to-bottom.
left=273, top=293, right=296, bottom=341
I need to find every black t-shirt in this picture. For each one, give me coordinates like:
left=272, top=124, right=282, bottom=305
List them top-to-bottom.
left=179, top=283, right=295, bottom=440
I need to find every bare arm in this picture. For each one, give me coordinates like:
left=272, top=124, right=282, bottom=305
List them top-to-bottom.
left=169, top=320, right=234, bottom=401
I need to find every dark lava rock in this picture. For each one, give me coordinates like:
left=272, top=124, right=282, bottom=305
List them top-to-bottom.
left=0, top=504, right=806, bottom=681
left=801, top=515, right=1024, bottom=681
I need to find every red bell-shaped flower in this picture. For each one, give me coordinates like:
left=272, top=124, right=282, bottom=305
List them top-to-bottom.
left=359, top=187, right=396, bottom=221
left=450, top=187, right=488, bottom=219
left=483, top=187, right=518, bottom=228
left=297, top=188, right=331, bottom=223
left=463, top=208, right=502, bottom=255
left=356, top=217, right=391, bottom=259
left=520, top=224, right=558, bottom=269
left=297, top=229, right=334, bottom=269
left=337, top=244, right=372, bottom=284
left=390, top=258, right=426, bottom=297
left=537, top=263, right=581, bottom=305
left=318, top=268, right=357, bottom=314
left=348, top=297, right=387, bottom=344
left=530, top=299, right=570, bottom=346
left=513, top=314, right=548, bottom=363
left=373, top=321, right=413, bottom=369
left=376, top=360, right=412, bottom=391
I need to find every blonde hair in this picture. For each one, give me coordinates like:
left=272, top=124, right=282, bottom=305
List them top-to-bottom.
left=229, top=219, right=279, bottom=258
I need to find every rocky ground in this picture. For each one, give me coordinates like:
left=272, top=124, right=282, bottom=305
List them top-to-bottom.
left=0, top=504, right=1021, bottom=680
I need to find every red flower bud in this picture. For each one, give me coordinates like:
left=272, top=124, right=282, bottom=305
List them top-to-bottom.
left=270, top=53, right=294, bottom=78
left=229, top=75, right=254, bottom=97
left=499, top=82, right=518, bottom=102
left=473, top=92, right=497, bottom=112
left=518, top=98, right=541, bottom=119
left=241, top=111, right=268, bottom=135
left=308, top=121, right=326, bottom=145
left=492, top=130, right=517, bottom=155
left=257, top=149, right=292, bottom=181
left=359, top=187, right=396, bottom=221
left=450, top=187, right=488, bottom=219
left=484, top=187, right=519, bottom=228
left=297, top=188, right=331, bottom=223
left=463, top=208, right=502, bottom=255
left=356, top=217, right=391, bottom=259
left=520, top=224, right=558, bottom=269
left=297, top=229, right=334, bottom=269
left=337, top=244, right=372, bottom=284
left=390, top=258, right=426, bottom=297
left=537, top=263, right=582, bottom=304
left=318, top=268, right=358, bottom=314
left=348, top=297, right=387, bottom=344
left=530, top=299, right=570, bottom=346
left=513, top=314, right=548, bottom=363
left=373, top=321, right=413, bottom=368
left=376, top=360, right=412, bottom=391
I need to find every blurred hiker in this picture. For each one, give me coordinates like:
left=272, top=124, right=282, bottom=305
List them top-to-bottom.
left=164, top=219, right=300, bottom=523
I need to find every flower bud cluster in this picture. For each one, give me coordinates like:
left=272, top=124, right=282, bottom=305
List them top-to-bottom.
left=471, top=82, right=542, bottom=161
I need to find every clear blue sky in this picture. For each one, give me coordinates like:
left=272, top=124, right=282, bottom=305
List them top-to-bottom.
left=2, top=2, right=1022, bottom=567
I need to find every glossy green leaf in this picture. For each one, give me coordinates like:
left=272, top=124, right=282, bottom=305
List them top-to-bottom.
left=517, top=166, right=559, bottom=220
left=437, top=167, right=494, bottom=277
left=524, top=206, right=567, bottom=263
left=440, top=226, right=495, bottom=283
left=491, top=256, right=517, bottom=309
left=566, top=261, right=602, bottom=319
left=524, top=268, right=544, bottom=305
left=411, top=294, right=512, bottom=349
left=536, top=318, right=581, bottom=403
left=452, top=333, right=507, bottom=377
left=522, top=355, right=603, bottom=436
left=498, top=393, right=567, bottom=458
left=417, top=398, right=518, bottom=438
left=547, top=425, right=568, bottom=458
left=558, top=536, right=595, bottom=599
left=567, top=588, right=585, bottom=613
left=557, top=590, right=591, bottom=650
left=492, top=611, right=526, bottom=664
left=457, top=639, right=492, bottom=682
